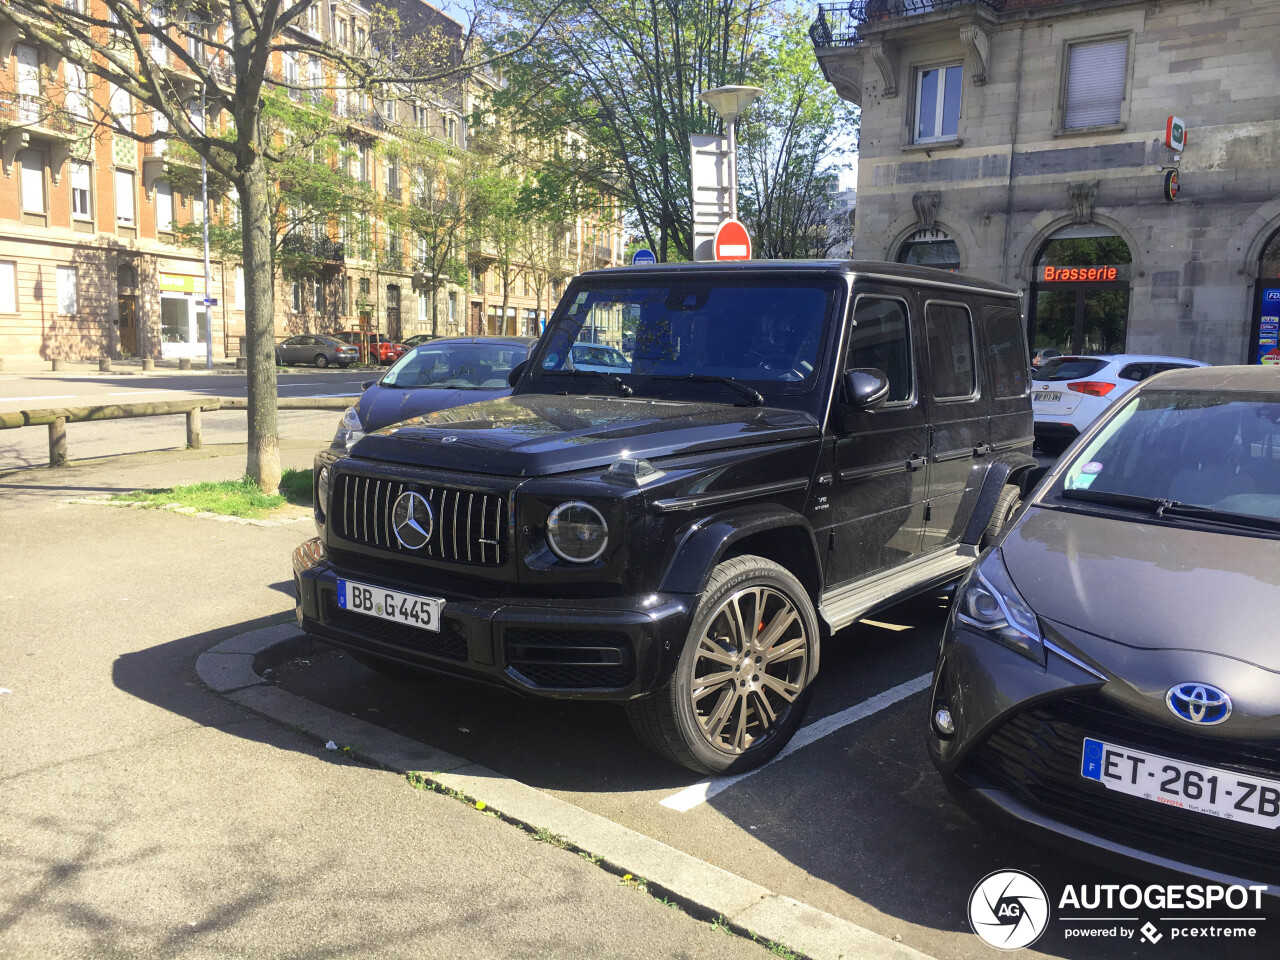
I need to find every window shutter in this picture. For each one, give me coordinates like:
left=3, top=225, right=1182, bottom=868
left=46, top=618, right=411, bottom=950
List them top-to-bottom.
left=1064, top=38, right=1128, bottom=128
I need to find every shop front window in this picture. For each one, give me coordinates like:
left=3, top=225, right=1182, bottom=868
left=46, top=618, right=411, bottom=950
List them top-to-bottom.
left=1030, top=229, right=1131, bottom=356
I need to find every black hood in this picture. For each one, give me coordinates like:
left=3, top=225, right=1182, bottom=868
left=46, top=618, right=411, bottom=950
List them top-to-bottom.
left=357, top=384, right=512, bottom=433
left=349, top=394, right=820, bottom=477
left=1002, top=505, right=1280, bottom=673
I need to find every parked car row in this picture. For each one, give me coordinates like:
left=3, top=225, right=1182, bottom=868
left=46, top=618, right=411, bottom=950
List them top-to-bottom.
left=292, top=262, right=1272, bottom=897
left=275, top=332, right=417, bottom=368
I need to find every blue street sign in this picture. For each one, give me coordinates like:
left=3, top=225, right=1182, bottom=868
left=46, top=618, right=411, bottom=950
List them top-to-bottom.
left=632, top=249, right=656, bottom=265
left=202, top=298, right=218, bottom=306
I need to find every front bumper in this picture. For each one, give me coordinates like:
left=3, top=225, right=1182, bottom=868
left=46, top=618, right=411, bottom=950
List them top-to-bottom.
left=292, top=538, right=693, bottom=700
left=929, top=611, right=1280, bottom=894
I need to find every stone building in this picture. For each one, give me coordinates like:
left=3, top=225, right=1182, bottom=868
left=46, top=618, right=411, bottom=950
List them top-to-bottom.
left=0, top=0, right=621, bottom=363
left=811, top=0, right=1280, bottom=364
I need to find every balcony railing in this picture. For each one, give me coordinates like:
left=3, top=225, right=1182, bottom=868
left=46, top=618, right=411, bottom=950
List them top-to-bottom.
left=810, top=0, right=1005, bottom=47
left=281, top=233, right=345, bottom=263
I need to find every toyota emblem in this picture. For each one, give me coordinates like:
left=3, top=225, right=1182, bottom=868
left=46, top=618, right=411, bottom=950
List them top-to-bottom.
left=1166, top=682, right=1232, bottom=726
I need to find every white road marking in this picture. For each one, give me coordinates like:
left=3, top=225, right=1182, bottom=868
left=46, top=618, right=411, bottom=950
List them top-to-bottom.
left=659, top=672, right=932, bottom=812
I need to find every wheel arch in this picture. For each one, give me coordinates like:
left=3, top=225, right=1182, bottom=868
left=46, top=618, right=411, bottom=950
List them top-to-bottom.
left=959, top=454, right=1040, bottom=545
left=657, top=504, right=824, bottom=608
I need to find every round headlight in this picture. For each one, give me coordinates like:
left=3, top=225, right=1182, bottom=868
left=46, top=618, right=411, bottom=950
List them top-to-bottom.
left=317, top=465, right=331, bottom=515
left=546, top=501, right=608, bottom=563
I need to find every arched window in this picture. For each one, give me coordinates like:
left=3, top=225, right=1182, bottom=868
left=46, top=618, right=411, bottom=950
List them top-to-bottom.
left=1030, top=225, right=1131, bottom=356
left=896, top=228, right=960, bottom=271
left=1260, top=229, right=1280, bottom=281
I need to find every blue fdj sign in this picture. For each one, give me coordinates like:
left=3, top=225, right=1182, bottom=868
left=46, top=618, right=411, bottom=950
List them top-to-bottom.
left=632, top=249, right=656, bottom=265
left=1265, top=290, right=1280, bottom=302
left=1258, top=292, right=1280, bottom=364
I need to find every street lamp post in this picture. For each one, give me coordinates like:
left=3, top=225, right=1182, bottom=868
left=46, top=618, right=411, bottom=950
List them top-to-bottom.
left=200, top=82, right=213, bottom=371
left=697, top=85, right=763, bottom=222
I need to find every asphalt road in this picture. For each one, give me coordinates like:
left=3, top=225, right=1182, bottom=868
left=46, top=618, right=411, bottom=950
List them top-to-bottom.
left=0, top=370, right=364, bottom=471
left=274, top=591, right=1279, bottom=960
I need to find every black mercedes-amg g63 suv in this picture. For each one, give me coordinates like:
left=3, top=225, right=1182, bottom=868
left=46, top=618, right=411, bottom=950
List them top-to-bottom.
left=294, top=261, right=1036, bottom=774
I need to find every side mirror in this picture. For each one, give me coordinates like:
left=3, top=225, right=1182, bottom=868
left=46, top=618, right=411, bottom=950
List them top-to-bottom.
left=507, top=360, right=528, bottom=388
left=844, top=368, right=891, bottom=411
left=361, top=380, right=376, bottom=391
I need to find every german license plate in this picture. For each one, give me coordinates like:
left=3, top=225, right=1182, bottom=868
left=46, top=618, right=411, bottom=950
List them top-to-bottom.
left=1033, top=391, right=1063, bottom=403
left=337, top=578, right=443, bottom=633
left=1081, top=737, right=1280, bottom=830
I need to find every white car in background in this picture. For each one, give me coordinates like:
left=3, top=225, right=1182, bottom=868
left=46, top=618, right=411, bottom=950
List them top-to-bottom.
left=1032, top=353, right=1209, bottom=453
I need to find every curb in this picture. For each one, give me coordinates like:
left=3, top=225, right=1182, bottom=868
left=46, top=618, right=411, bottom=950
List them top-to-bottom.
left=62, top=498, right=310, bottom=527
left=197, top=624, right=936, bottom=960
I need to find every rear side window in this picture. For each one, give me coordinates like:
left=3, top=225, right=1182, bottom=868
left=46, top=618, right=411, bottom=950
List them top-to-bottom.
left=849, top=296, right=913, bottom=403
left=925, top=301, right=975, bottom=399
left=984, top=305, right=1029, bottom=398
left=1036, top=357, right=1108, bottom=381
left=1118, top=363, right=1149, bottom=381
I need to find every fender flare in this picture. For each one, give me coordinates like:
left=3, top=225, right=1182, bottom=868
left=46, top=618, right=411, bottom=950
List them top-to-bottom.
left=959, top=453, right=1040, bottom=545
left=657, top=503, right=823, bottom=601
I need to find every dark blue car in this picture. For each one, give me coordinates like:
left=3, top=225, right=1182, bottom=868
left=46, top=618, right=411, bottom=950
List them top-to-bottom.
left=331, top=336, right=537, bottom=450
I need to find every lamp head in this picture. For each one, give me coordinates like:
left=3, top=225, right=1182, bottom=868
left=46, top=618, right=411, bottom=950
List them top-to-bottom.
left=698, top=86, right=764, bottom=124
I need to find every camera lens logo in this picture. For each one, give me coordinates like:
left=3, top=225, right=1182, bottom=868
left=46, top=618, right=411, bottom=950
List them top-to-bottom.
left=968, top=870, right=1050, bottom=951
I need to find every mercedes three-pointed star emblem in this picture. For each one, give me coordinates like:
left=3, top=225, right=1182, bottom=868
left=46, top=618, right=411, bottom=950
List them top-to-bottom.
left=392, top=491, right=434, bottom=550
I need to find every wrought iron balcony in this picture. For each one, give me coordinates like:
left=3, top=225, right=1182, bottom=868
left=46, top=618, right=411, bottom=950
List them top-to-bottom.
left=810, top=0, right=1005, bottom=48
left=281, top=233, right=345, bottom=263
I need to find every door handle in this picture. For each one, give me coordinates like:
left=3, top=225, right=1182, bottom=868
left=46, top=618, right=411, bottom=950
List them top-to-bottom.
left=973, top=444, right=992, bottom=457
left=906, top=455, right=927, bottom=471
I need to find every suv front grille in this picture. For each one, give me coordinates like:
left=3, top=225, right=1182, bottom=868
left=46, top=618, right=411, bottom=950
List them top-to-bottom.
left=333, top=473, right=507, bottom=567
left=505, top=628, right=635, bottom=689
left=964, top=695, right=1280, bottom=883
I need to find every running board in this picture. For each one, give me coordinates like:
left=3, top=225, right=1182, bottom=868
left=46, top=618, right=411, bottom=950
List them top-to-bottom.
left=819, top=544, right=979, bottom=633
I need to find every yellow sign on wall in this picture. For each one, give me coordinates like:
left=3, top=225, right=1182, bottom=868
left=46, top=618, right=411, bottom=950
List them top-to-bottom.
left=159, top=274, right=206, bottom=296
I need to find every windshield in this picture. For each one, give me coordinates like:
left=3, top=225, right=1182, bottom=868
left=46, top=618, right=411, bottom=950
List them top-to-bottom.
left=533, top=280, right=836, bottom=396
left=381, top=341, right=529, bottom=389
left=1035, top=357, right=1108, bottom=381
left=1053, top=390, right=1280, bottom=521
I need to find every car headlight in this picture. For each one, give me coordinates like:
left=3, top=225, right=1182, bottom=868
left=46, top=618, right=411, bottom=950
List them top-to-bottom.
left=332, top=405, right=365, bottom=452
left=317, top=465, right=331, bottom=516
left=546, top=501, right=608, bottom=563
left=956, top=549, right=1044, bottom=663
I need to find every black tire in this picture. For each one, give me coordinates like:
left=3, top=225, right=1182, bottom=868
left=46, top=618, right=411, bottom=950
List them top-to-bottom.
left=274, top=352, right=284, bottom=366
left=314, top=353, right=330, bottom=368
left=981, top=483, right=1023, bottom=550
left=626, top=555, right=819, bottom=775
left=348, top=649, right=433, bottom=682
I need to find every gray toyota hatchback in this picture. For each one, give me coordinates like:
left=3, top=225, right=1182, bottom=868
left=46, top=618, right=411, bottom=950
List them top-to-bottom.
left=930, top=365, right=1280, bottom=890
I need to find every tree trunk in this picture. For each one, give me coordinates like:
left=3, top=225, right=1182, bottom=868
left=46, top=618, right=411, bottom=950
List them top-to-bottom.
left=240, top=157, right=281, bottom=495
left=501, top=279, right=510, bottom=336
left=431, top=283, right=440, bottom=337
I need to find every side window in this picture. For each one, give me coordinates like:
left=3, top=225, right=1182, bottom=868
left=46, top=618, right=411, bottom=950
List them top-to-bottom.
left=848, top=297, right=913, bottom=404
left=925, top=301, right=975, bottom=399
left=983, top=304, right=1029, bottom=399
left=1118, top=363, right=1149, bottom=381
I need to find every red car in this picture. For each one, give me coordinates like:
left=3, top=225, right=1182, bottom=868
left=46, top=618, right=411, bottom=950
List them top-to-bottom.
left=334, top=332, right=408, bottom=365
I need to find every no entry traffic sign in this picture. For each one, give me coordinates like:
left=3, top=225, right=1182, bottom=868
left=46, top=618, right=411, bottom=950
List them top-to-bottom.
left=713, top=219, right=751, bottom=261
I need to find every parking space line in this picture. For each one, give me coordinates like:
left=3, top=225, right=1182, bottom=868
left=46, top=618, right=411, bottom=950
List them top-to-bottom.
left=659, top=673, right=932, bottom=812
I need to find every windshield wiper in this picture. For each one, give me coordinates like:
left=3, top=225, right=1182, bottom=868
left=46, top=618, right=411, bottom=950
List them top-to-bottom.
left=540, top=369, right=633, bottom=396
left=650, top=374, right=764, bottom=406
left=1060, top=488, right=1280, bottom=532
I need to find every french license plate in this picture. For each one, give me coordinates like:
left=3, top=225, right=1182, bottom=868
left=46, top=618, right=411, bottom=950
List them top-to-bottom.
left=1034, top=392, right=1063, bottom=403
left=337, top=578, right=443, bottom=633
left=1081, top=737, right=1280, bottom=830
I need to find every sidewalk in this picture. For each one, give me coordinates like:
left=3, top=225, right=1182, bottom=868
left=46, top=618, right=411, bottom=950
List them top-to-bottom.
left=0, top=355, right=246, bottom=376
left=0, top=447, right=774, bottom=960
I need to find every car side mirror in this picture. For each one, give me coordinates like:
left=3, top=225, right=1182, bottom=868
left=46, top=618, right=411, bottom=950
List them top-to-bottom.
left=508, top=360, right=528, bottom=388
left=844, top=368, right=891, bottom=411
left=361, top=380, right=376, bottom=391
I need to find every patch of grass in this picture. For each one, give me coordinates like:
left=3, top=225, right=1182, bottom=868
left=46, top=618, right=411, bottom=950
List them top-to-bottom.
left=279, top=468, right=312, bottom=506
left=111, top=469, right=312, bottom=519
left=532, top=827, right=570, bottom=849
left=711, top=916, right=733, bottom=935
left=748, top=932, right=801, bottom=960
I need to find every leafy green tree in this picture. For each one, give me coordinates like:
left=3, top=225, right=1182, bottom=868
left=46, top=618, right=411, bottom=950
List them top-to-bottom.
left=485, top=0, right=771, bottom=260
left=737, top=14, right=856, bottom=259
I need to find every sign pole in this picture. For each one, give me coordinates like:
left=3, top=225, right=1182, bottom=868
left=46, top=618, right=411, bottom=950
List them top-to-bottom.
left=201, top=83, right=213, bottom=371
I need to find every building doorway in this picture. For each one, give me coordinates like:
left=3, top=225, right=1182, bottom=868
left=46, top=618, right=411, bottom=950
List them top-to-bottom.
left=1028, top=227, right=1132, bottom=355
left=1250, top=229, right=1280, bottom=364
left=116, top=263, right=139, bottom=357
left=385, top=284, right=400, bottom=341
left=469, top=300, right=482, bottom=336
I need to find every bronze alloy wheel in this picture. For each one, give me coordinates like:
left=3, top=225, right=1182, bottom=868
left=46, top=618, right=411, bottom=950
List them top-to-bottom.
left=689, top=585, right=810, bottom=756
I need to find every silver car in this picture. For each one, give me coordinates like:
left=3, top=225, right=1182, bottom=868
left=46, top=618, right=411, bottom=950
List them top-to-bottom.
left=275, top=335, right=360, bottom=368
